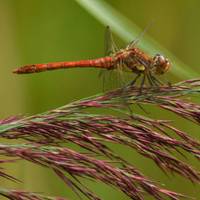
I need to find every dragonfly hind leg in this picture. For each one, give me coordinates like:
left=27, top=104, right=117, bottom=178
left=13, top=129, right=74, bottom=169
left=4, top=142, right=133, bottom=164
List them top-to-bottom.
left=128, top=73, right=146, bottom=93
left=129, top=74, right=141, bottom=86
left=139, top=74, right=146, bottom=93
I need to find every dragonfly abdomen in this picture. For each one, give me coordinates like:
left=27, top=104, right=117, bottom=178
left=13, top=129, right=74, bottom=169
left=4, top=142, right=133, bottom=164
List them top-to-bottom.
left=13, top=57, right=115, bottom=74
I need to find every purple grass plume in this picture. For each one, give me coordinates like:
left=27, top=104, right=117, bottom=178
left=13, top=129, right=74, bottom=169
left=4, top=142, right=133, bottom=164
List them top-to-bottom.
left=1, top=79, right=200, bottom=200
left=0, top=188, right=68, bottom=200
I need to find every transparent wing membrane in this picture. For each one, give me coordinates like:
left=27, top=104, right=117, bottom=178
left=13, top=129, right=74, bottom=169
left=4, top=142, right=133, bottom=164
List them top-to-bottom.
left=127, top=21, right=154, bottom=49
left=99, top=26, right=126, bottom=91
left=104, top=26, right=119, bottom=56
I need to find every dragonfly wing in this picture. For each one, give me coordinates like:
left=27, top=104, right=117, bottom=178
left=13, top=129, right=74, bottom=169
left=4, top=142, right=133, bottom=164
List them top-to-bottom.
left=127, top=21, right=154, bottom=49
left=99, top=26, right=121, bottom=91
left=99, top=26, right=140, bottom=90
left=104, top=26, right=119, bottom=56
left=105, top=26, right=132, bottom=88
left=115, top=60, right=129, bottom=87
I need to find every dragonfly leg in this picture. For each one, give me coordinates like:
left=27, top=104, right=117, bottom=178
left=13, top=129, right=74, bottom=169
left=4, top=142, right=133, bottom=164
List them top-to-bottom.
left=149, top=71, right=166, bottom=86
left=147, top=73, right=156, bottom=87
left=148, top=73, right=172, bottom=91
left=123, top=74, right=149, bottom=115
left=129, top=74, right=141, bottom=86
left=136, top=74, right=149, bottom=114
left=139, top=74, right=146, bottom=93
left=156, top=74, right=172, bottom=87
left=151, top=75, right=163, bottom=86
left=160, top=78, right=172, bottom=87
left=167, top=81, right=172, bottom=87
left=118, top=87, right=134, bottom=116
left=121, top=95, right=148, bottom=116
left=127, top=102, right=149, bottom=116
left=126, top=103, right=133, bottom=116
left=136, top=103, right=149, bottom=114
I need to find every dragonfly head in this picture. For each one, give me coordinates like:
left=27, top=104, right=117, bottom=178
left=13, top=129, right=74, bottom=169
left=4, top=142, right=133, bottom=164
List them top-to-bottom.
left=153, top=54, right=171, bottom=75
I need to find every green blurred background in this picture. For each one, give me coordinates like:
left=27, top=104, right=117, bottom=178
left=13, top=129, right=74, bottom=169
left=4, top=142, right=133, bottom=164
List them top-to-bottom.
left=0, top=0, right=200, bottom=199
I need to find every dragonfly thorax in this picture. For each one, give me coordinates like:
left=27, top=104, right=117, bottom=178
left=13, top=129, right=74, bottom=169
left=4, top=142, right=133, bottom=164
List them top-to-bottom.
left=117, top=48, right=151, bottom=73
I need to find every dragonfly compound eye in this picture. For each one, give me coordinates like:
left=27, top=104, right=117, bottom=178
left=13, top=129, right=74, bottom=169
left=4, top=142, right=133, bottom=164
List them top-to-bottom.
left=153, top=54, right=171, bottom=75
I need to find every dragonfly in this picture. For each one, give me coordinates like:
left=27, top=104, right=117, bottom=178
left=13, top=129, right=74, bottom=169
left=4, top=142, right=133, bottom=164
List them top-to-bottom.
left=13, top=26, right=171, bottom=89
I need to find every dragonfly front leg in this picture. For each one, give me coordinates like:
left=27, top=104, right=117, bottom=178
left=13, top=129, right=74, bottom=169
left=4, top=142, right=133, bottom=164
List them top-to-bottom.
left=150, top=72, right=171, bottom=87
left=147, top=73, right=158, bottom=87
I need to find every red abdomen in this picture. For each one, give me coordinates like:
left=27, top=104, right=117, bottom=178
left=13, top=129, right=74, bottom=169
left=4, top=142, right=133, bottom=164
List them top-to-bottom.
left=13, top=57, right=114, bottom=74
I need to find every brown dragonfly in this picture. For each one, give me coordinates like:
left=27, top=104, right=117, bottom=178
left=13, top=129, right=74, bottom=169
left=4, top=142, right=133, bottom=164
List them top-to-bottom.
left=13, top=26, right=171, bottom=88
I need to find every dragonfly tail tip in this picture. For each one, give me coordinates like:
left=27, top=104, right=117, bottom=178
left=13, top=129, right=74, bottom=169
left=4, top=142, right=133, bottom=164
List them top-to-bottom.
left=13, top=68, right=20, bottom=74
